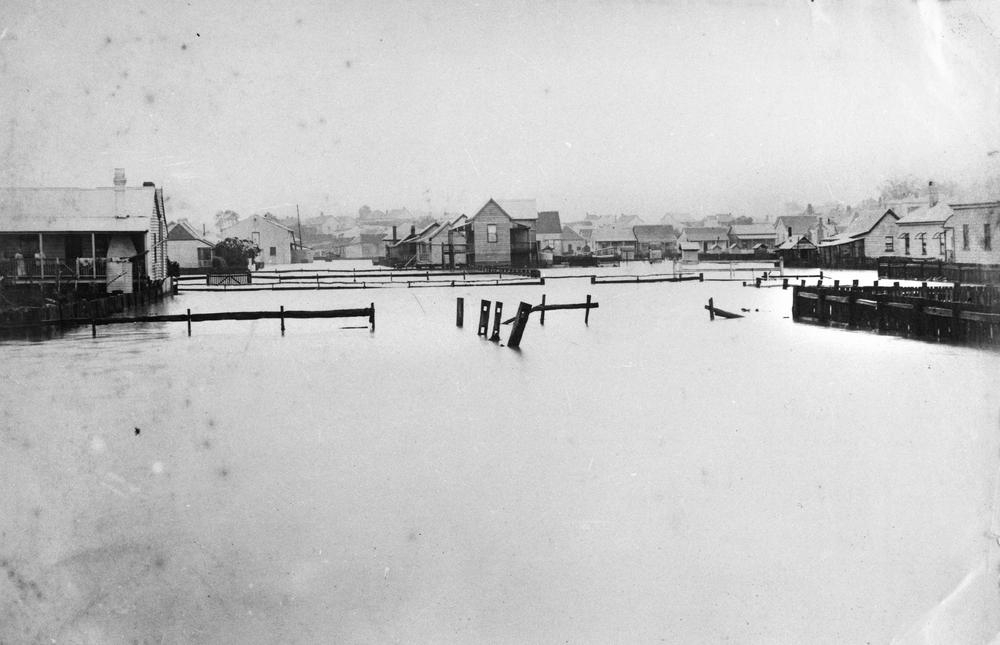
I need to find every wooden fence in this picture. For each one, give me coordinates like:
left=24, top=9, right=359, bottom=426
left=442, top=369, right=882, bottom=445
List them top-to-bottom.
left=877, top=257, right=1000, bottom=284
left=0, top=278, right=172, bottom=332
left=791, top=283, right=1000, bottom=347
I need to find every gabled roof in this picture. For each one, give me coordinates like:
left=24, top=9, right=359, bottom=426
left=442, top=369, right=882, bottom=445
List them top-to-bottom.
left=0, top=185, right=160, bottom=233
left=496, top=199, right=537, bottom=221
left=841, top=208, right=898, bottom=237
left=536, top=211, right=562, bottom=234
left=774, top=215, right=820, bottom=235
left=167, top=220, right=214, bottom=245
left=561, top=225, right=585, bottom=242
left=633, top=225, right=677, bottom=243
left=681, top=227, right=729, bottom=242
left=777, top=235, right=816, bottom=250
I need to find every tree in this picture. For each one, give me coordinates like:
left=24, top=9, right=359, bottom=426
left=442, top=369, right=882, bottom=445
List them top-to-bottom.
left=878, top=176, right=923, bottom=201
left=358, top=205, right=372, bottom=220
left=214, top=210, right=240, bottom=231
left=734, top=216, right=754, bottom=225
left=213, top=237, right=260, bottom=270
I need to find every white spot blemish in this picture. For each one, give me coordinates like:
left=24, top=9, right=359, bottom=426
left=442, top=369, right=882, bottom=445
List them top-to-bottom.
left=89, top=435, right=106, bottom=454
left=151, top=461, right=164, bottom=475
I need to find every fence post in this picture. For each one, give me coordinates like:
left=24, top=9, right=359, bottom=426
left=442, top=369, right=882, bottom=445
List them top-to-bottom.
left=699, top=273, right=704, bottom=282
left=782, top=278, right=788, bottom=290
left=817, top=290, right=827, bottom=324
left=540, top=294, right=546, bottom=325
left=585, top=294, right=592, bottom=325
left=456, top=297, right=464, bottom=327
left=707, top=297, right=715, bottom=321
left=478, top=300, right=491, bottom=336
left=490, top=302, right=504, bottom=341
left=507, top=302, right=533, bottom=349
left=369, top=303, right=375, bottom=332
left=280, top=305, right=285, bottom=335
left=187, top=308, right=192, bottom=336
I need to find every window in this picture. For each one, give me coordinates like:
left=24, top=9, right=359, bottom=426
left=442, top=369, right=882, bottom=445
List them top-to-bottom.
left=986, top=223, right=993, bottom=251
left=486, top=224, right=498, bottom=243
left=962, top=224, right=969, bottom=250
left=252, top=231, right=261, bottom=245
left=902, top=233, right=910, bottom=255
left=938, top=233, right=946, bottom=256
left=919, top=234, right=927, bottom=256
left=884, top=236, right=894, bottom=252
left=269, top=246, right=277, bottom=257
left=197, top=247, right=211, bottom=266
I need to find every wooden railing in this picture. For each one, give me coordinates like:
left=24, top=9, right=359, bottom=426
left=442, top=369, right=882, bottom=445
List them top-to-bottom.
left=792, top=283, right=1000, bottom=347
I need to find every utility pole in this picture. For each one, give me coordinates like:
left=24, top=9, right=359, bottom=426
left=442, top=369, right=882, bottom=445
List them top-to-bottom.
left=296, top=204, right=304, bottom=248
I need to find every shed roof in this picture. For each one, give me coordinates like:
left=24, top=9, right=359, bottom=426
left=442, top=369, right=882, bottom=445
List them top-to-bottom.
left=679, top=242, right=700, bottom=251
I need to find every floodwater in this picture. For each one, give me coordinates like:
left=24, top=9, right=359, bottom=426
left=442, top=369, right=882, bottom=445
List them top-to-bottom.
left=1, top=261, right=997, bottom=644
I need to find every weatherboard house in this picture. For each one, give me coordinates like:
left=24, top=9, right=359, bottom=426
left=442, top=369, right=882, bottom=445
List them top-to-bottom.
left=0, top=168, right=168, bottom=292
left=452, top=199, right=538, bottom=267
left=221, top=214, right=298, bottom=267
left=166, top=219, right=215, bottom=271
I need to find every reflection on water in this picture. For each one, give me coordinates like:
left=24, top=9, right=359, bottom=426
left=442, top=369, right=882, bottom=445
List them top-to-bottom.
left=1, top=263, right=997, bottom=643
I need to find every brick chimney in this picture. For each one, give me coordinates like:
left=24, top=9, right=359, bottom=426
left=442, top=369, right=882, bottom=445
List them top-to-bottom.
left=113, top=168, right=126, bottom=191
left=928, top=180, right=938, bottom=207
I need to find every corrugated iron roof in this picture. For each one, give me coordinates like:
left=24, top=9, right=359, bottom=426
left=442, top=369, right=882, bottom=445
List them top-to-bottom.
left=0, top=186, right=159, bottom=233
left=896, top=202, right=952, bottom=225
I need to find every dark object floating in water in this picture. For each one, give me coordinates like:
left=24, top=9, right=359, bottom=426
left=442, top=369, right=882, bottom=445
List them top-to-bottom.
left=705, top=298, right=743, bottom=321
left=134, top=427, right=141, bottom=436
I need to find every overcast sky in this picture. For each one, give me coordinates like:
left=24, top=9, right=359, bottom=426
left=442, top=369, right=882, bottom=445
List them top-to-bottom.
left=2, top=0, right=999, bottom=224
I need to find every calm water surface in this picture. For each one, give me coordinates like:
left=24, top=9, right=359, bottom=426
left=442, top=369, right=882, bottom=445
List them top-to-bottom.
left=1, top=262, right=997, bottom=643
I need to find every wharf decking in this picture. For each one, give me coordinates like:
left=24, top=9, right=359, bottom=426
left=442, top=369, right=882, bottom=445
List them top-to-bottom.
left=792, top=283, right=1000, bottom=347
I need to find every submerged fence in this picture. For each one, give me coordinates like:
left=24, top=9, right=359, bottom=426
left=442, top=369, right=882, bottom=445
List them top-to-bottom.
left=177, top=268, right=544, bottom=291
left=0, top=278, right=173, bottom=332
left=792, top=283, right=1000, bottom=347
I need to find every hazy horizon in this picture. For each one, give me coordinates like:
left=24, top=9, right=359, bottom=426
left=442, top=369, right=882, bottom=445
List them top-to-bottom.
left=3, top=0, right=999, bottom=226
